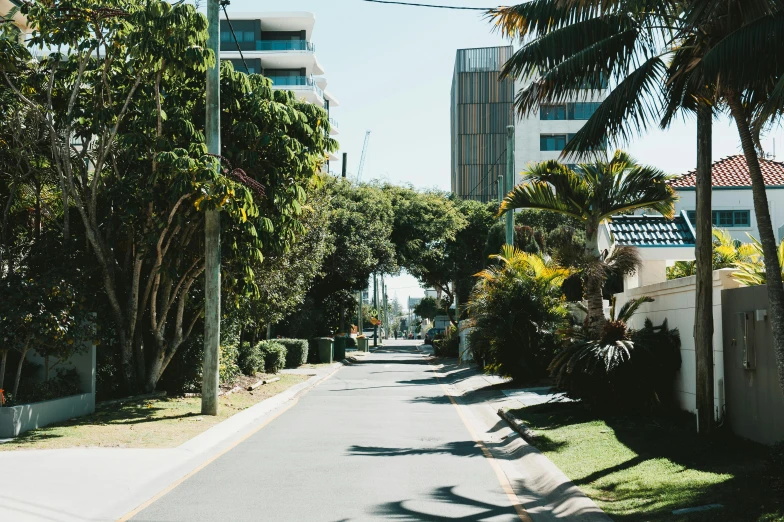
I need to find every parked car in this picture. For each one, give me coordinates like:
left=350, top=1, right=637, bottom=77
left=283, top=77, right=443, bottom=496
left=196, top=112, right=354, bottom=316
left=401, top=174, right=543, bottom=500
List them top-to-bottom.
left=424, top=328, right=444, bottom=345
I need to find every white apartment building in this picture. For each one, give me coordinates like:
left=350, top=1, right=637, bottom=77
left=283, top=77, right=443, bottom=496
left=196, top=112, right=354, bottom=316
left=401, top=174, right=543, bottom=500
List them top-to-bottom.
left=218, top=11, right=339, bottom=163
left=513, top=82, right=607, bottom=183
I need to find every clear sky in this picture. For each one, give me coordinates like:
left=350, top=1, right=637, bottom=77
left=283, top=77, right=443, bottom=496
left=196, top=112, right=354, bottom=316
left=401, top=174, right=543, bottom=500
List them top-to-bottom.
left=225, top=0, right=784, bottom=305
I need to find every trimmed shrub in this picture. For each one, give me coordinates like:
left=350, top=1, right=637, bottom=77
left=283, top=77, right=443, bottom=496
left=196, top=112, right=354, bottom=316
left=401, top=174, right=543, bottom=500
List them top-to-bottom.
left=276, top=338, right=309, bottom=368
left=237, top=340, right=264, bottom=376
left=258, top=341, right=287, bottom=374
left=219, top=342, right=241, bottom=385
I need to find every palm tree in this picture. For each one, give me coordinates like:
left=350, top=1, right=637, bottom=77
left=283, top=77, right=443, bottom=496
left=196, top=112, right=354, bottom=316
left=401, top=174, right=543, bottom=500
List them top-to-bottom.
left=490, top=0, right=784, bottom=432
left=499, top=151, right=676, bottom=336
left=667, top=229, right=758, bottom=279
left=733, top=235, right=784, bottom=286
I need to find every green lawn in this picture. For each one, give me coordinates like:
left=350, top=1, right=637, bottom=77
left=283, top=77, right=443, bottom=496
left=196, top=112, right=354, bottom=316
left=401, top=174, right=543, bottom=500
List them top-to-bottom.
left=0, top=374, right=308, bottom=451
left=511, top=402, right=783, bottom=522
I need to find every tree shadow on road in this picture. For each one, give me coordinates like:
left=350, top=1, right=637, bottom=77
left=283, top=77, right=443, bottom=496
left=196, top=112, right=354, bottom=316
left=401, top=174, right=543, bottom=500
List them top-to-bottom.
left=372, top=485, right=521, bottom=521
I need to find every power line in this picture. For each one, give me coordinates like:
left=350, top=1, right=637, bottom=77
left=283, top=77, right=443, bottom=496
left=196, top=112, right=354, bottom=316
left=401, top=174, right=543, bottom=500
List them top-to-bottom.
left=361, top=0, right=491, bottom=10
left=220, top=2, right=250, bottom=74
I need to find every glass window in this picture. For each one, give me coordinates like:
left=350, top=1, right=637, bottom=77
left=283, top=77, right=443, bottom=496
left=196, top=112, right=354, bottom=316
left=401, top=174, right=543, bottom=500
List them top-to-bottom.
left=220, top=31, right=230, bottom=42
left=243, top=31, right=254, bottom=42
left=570, top=102, right=601, bottom=120
left=540, top=105, right=566, bottom=120
left=540, top=134, right=567, bottom=151
left=734, top=210, right=750, bottom=226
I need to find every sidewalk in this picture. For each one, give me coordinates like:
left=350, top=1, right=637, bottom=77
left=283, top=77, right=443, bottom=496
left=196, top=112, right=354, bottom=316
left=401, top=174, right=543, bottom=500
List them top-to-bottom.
left=424, top=355, right=611, bottom=522
left=0, top=364, right=342, bottom=522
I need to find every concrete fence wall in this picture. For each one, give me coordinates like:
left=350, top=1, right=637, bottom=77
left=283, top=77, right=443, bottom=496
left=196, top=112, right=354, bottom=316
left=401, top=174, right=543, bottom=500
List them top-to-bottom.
left=614, top=269, right=742, bottom=419
left=721, top=285, right=784, bottom=445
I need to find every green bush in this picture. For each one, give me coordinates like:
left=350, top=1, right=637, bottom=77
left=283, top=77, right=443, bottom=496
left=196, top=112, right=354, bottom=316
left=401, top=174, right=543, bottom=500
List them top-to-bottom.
left=467, top=249, right=569, bottom=382
left=550, top=317, right=682, bottom=410
left=433, top=326, right=459, bottom=357
left=276, top=338, right=309, bottom=368
left=237, top=340, right=264, bottom=376
left=257, top=341, right=287, bottom=374
left=219, top=342, right=241, bottom=385
left=12, top=368, right=81, bottom=405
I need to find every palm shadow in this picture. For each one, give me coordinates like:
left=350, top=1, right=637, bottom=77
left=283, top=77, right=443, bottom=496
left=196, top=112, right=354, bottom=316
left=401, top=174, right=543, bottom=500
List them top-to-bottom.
left=373, top=485, right=521, bottom=521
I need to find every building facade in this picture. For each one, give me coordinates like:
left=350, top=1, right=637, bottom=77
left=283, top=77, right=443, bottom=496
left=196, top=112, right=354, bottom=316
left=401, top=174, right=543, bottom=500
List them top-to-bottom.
left=1, top=0, right=29, bottom=35
left=218, top=11, right=338, bottom=163
left=450, top=45, right=607, bottom=201
left=450, top=46, right=515, bottom=202
left=670, top=155, right=784, bottom=243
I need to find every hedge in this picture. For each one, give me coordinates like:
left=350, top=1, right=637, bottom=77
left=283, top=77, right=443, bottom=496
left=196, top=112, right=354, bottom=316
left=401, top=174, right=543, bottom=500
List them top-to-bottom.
left=276, top=338, right=309, bottom=368
left=237, top=340, right=264, bottom=376
left=258, top=341, right=287, bottom=374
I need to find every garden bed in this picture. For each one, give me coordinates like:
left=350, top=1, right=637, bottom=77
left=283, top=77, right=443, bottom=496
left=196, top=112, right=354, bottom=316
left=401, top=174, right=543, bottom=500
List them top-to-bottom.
left=0, top=373, right=307, bottom=450
left=510, top=402, right=783, bottom=522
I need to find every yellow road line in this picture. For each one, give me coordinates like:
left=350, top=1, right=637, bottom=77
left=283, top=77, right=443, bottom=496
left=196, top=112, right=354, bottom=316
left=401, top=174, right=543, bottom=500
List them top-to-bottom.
left=428, top=363, right=533, bottom=522
left=118, top=366, right=344, bottom=521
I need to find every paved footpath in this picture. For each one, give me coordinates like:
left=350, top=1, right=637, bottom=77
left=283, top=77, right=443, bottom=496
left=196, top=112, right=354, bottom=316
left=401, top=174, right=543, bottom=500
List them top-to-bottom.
left=129, top=341, right=608, bottom=522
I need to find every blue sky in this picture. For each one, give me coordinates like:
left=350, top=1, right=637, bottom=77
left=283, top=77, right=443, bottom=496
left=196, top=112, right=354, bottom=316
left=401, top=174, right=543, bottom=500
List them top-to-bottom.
left=225, top=0, right=784, bottom=304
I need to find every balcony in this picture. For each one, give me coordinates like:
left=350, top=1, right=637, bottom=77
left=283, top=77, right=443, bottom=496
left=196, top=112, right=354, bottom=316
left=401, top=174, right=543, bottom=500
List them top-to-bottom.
left=256, top=40, right=315, bottom=52
left=269, top=75, right=324, bottom=103
left=328, top=117, right=339, bottom=135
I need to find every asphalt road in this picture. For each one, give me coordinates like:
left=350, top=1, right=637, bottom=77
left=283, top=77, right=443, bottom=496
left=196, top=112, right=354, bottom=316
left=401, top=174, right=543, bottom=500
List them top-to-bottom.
left=133, top=341, right=524, bottom=521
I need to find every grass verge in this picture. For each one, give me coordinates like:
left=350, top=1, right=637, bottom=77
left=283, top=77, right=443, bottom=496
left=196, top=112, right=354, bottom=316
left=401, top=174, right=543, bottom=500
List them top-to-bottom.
left=0, top=373, right=309, bottom=451
left=511, top=402, right=783, bottom=522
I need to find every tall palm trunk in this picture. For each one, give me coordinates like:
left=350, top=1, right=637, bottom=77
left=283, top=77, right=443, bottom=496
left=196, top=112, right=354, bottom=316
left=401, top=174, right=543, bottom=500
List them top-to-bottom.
left=728, top=93, right=784, bottom=400
left=694, top=102, right=714, bottom=434
left=584, top=221, right=605, bottom=336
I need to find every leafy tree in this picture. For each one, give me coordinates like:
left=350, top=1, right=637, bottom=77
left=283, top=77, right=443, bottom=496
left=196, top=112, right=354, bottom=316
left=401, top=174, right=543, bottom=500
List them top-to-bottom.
left=0, top=1, right=334, bottom=392
left=500, top=152, right=676, bottom=336
left=280, top=178, right=396, bottom=338
left=385, top=186, right=467, bottom=324
left=733, top=235, right=784, bottom=287
left=0, top=273, right=95, bottom=400
left=413, top=296, right=440, bottom=322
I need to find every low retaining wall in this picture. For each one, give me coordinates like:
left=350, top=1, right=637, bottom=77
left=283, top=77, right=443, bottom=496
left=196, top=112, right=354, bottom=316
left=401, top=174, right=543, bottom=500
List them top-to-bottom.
left=0, top=344, right=96, bottom=438
left=0, top=392, right=95, bottom=438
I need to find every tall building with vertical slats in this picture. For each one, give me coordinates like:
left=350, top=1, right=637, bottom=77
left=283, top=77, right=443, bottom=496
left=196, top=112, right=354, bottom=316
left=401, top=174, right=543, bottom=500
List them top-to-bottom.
left=450, top=46, right=514, bottom=203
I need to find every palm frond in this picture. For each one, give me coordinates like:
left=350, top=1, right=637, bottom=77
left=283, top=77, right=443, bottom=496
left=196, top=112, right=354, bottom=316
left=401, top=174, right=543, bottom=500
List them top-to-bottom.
left=564, top=57, right=667, bottom=153
left=616, top=296, right=654, bottom=323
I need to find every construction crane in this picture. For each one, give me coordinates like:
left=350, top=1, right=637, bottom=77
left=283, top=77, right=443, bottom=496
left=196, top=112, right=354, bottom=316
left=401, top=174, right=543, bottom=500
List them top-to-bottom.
left=357, top=130, right=371, bottom=182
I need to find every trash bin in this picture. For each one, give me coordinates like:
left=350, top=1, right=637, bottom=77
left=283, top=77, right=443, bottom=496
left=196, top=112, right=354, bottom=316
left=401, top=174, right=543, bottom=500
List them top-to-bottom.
left=333, top=335, right=347, bottom=361
left=316, top=337, right=333, bottom=364
left=357, top=337, right=369, bottom=353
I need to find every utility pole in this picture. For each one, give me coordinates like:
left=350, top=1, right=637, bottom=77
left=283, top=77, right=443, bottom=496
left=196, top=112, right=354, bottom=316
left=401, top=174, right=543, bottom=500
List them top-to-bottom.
left=201, top=0, right=221, bottom=416
left=505, top=125, right=515, bottom=247
left=341, top=153, right=347, bottom=178
left=373, top=273, right=379, bottom=347
left=383, top=282, right=388, bottom=340
left=357, top=289, right=363, bottom=334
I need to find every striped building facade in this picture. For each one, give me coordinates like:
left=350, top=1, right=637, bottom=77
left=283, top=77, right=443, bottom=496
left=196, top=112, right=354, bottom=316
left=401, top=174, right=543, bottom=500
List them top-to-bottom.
left=450, top=46, right=515, bottom=203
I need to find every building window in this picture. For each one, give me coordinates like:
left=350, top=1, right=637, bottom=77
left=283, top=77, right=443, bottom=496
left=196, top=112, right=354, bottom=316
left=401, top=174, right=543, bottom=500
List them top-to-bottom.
left=220, top=30, right=254, bottom=43
left=220, top=31, right=230, bottom=42
left=569, top=102, right=601, bottom=120
left=540, top=105, right=566, bottom=120
left=540, top=134, right=567, bottom=151
left=686, top=210, right=751, bottom=227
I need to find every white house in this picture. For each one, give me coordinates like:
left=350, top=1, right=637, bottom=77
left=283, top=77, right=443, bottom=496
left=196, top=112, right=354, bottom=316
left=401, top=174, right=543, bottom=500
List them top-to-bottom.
left=670, top=155, right=784, bottom=243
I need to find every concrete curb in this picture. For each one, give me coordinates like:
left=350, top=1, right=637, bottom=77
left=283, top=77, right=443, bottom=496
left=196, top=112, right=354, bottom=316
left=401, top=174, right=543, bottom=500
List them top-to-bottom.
left=498, top=407, right=539, bottom=443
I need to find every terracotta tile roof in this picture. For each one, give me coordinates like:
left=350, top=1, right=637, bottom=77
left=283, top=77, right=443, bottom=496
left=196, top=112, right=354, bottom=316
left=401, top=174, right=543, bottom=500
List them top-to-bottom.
left=669, top=155, right=784, bottom=188
left=609, top=213, right=695, bottom=247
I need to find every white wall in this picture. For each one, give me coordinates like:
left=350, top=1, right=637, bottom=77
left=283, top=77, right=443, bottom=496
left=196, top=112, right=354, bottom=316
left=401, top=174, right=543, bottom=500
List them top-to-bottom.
left=513, top=85, right=606, bottom=181
left=675, top=188, right=784, bottom=242
left=614, top=269, right=741, bottom=419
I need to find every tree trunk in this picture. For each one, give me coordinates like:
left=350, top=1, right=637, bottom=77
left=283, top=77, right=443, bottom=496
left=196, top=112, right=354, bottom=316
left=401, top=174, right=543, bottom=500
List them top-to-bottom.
left=728, top=93, right=784, bottom=401
left=694, top=102, right=714, bottom=434
left=584, top=222, right=605, bottom=336
left=12, top=345, right=29, bottom=398
left=0, top=349, right=7, bottom=391
left=45, top=355, right=50, bottom=381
